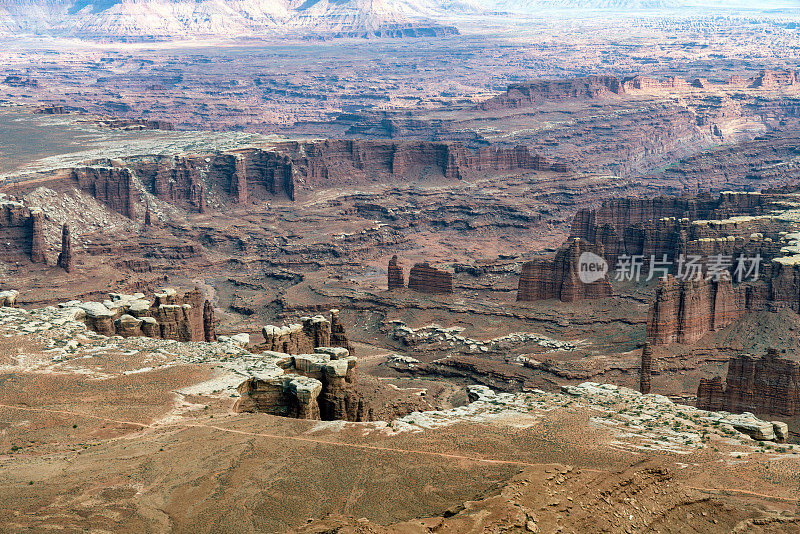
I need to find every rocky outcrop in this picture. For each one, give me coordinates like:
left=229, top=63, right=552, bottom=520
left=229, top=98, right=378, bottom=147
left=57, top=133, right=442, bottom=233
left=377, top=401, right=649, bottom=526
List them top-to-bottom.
left=2, top=75, right=38, bottom=87
left=34, top=105, right=65, bottom=115
left=99, top=118, right=174, bottom=130
left=56, top=224, right=74, bottom=272
left=517, top=238, right=612, bottom=302
left=387, top=255, right=405, bottom=290
left=408, top=263, right=453, bottom=294
left=646, top=275, right=744, bottom=345
left=64, top=288, right=205, bottom=341
left=0, top=290, right=19, bottom=307
left=203, top=300, right=217, bottom=342
left=261, top=310, right=352, bottom=354
left=640, top=343, right=653, bottom=394
left=234, top=345, right=428, bottom=422
left=234, top=347, right=365, bottom=421
left=699, top=348, right=800, bottom=418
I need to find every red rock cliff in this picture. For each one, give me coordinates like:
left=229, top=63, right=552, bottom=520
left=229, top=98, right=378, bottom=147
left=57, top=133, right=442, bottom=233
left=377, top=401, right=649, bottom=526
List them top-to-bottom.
left=517, top=238, right=612, bottom=303
left=408, top=263, right=453, bottom=294
left=697, top=348, right=800, bottom=417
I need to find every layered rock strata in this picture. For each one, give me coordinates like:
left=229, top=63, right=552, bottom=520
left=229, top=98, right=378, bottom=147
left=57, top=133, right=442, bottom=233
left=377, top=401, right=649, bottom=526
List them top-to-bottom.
left=483, top=71, right=800, bottom=111
left=481, top=75, right=626, bottom=110
left=25, top=140, right=563, bottom=218
left=70, top=166, right=136, bottom=218
left=570, top=192, right=769, bottom=267
left=0, top=196, right=49, bottom=264
left=517, top=238, right=612, bottom=302
left=387, top=255, right=405, bottom=290
left=408, top=262, right=453, bottom=294
left=646, top=275, right=744, bottom=345
left=62, top=288, right=206, bottom=341
left=261, top=310, right=352, bottom=354
left=640, top=343, right=653, bottom=394
left=234, top=347, right=367, bottom=421
left=697, top=348, right=800, bottom=418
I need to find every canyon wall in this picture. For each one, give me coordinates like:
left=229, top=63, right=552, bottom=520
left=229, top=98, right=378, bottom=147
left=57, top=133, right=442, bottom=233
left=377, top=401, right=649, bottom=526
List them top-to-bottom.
left=482, top=70, right=800, bottom=111
left=19, top=139, right=565, bottom=222
left=71, top=166, right=136, bottom=218
left=570, top=193, right=769, bottom=266
left=517, top=238, right=612, bottom=302
left=646, top=275, right=745, bottom=345
left=697, top=348, right=800, bottom=417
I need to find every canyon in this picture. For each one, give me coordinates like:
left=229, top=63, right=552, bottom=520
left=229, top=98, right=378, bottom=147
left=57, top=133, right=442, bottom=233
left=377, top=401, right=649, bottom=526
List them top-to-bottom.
left=3, top=10, right=800, bottom=530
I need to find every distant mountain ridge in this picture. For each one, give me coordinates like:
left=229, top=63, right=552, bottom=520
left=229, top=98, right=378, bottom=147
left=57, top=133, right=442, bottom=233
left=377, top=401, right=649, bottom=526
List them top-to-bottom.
left=0, top=0, right=797, bottom=40
left=0, top=0, right=462, bottom=39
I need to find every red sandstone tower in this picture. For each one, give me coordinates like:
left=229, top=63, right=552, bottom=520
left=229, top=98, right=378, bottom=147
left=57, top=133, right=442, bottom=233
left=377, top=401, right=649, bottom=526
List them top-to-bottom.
left=29, top=210, right=46, bottom=263
left=388, top=255, right=405, bottom=290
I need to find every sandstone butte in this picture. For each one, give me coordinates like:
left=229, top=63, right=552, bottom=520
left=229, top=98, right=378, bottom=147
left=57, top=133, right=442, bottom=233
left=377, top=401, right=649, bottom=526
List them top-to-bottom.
left=407, top=262, right=453, bottom=294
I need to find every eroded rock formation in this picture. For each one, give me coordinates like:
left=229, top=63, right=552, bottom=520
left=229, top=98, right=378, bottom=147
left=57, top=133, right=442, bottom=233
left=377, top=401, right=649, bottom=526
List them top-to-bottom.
left=481, top=75, right=626, bottom=110
left=29, top=139, right=565, bottom=219
left=71, top=166, right=136, bottom=218
left=570, top=193, right=768, bottom=268
left=0, top=196, right=49, bottom=264
left=29, top=209, right=46, bottom=263
left=57, top=224, right=74, bottom=272
left=517, top=238, right=612, bottom=302
left=387, top=255, right=404, bottom=290
left=408, top=262, right=453, bottom=294
left=646, top=275, right=744, bottom=345
left=64, top=287, right=205, bottom=341
left=0, top=290, right=19, bottom=307
left=203, top=300, right=217, bottom=342
left=329, top=309, right=354, bottom=355
left=261, top=310, right=353, bottom=354
left=235, top=346, right=426, bottom=421
left=697, top=348, right=800, bottom=418
left=697, top=377, right=725, bottom=412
